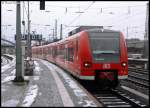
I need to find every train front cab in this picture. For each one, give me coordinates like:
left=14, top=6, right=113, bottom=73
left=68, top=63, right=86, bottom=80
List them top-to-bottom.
left=78, top=30, right=128, bottom=87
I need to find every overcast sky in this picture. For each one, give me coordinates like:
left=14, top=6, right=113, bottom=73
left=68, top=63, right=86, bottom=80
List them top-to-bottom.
left=1, top=1, right=149, bottom=42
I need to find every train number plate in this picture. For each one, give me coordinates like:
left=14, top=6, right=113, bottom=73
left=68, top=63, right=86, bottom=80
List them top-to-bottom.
left=102, top=64, right=110, bottom=69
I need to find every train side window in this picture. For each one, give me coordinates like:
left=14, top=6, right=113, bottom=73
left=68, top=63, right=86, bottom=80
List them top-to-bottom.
left=76, top=39, right=78, bottom=52
left=48, top=47, right=51, bottom=55
left=52, top=47, right=55, bottom=57
left=52, top=47, right=57, bottom=57
left=55, top=47, right=57, bottom=56
left=58, top=47, right=65, bottom=59
left=40, top=48, right=42, bottom=55
left=42, top=48, right=44, bottom=55
left=44, top=48, right=46, bottom=55
left=62, top=48, right=65, bottom=59
left=65, top=48, right=67, bottom=60
left=68, top=48, right=74, bottom=62
left=36, top=49, right=38, bottom=54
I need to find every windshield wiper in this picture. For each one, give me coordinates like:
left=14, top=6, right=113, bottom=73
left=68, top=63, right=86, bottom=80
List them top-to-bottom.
left=93, top=51, right=119, bottom=54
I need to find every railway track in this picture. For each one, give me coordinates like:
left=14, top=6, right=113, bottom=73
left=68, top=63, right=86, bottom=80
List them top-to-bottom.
left=45, top=61, right=149, bottom=107
left=64, top=66, right=149, bottom=107
left=120, top=67, right=149, bottom=95
left=123, top=67, right=149, bottom=90
left=128, top=67, right=149, bottom=75
left=127, top=75, right=149, bottom=88
left=79, top=81, right=148, bottom=107
left=94, top=89, right=146, bottom=107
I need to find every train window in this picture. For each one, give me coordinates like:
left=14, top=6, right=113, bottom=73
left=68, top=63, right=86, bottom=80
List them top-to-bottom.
left=89, top=32, right=120, bottom=63
left=76, top=39, right=78, bottom=52
left=58, top=46, right=61, bottom=56
left=46, top=47, right=48, bottom=55
left=48, top=47, right=51, bottom=55
left=52, top=47, right=57, bottom=57
left=52, top=47, right=55, bottom=57
left=55, top=47, right=57, bottom=56
left=40, top=48, right=42, bottom=55
left=42, top=48, right=44, bottom=55
left=44, top=48, right=46, bottom=55
left=57, top=48, right=65, bottom=59
left=62, top=48, right=65, bottom=59
left=64, top=48, right=67, bottom=60
left=68, top=48, right=74, bottom=62
left=35, top=49, right=37, bottom=55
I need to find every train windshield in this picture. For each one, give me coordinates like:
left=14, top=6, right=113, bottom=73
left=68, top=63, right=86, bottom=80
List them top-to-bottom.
left=89, top=32, right=120, bottom=63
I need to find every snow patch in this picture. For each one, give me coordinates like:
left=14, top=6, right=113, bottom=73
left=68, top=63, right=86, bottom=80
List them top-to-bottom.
left=2, top=55, right=16, bottom=73
left=1, top=56, right=8, bottom=65
left=34, top=61, right=41, bottom=75
left=2, top=63, right=13, bottom=73
left=2, top=69, right=16, bottom=83
left=10, top=69, right=16, bottom=76
left=2, top=76, right=15, bottom=84
left=33, top=76, right=40, bottom=81
left=21, top=84, right=38, bottom=107
left=2, top=85, right=9, bottom=92
left=74, top=89, right=87, bottom=97
left=38, top=92, right=42, bottom=96
left=2, top=99, right=19, bottom=107
left=82, top=100, right=97, bottom=107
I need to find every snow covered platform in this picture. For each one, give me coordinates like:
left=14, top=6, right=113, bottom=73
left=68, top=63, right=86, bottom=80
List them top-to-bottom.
left=1, top=58, right=101, bottom=107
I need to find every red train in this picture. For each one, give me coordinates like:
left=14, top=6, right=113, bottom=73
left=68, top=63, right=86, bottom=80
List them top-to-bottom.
left=32, top=26, right=128, bottom=88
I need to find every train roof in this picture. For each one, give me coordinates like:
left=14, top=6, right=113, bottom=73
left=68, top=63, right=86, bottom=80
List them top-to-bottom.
left=33, top=26, right=121, bottom=48
left=68, top=26, right=120, bottom=36
left=86, top=28, right=120, bottom=33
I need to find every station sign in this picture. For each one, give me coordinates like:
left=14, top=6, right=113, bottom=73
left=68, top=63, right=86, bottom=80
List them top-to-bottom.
left=15, top=34, right=42, bottom=40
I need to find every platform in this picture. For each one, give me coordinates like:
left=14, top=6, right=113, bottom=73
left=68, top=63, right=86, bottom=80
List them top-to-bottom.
left=1, top=58, right=101, bottom=107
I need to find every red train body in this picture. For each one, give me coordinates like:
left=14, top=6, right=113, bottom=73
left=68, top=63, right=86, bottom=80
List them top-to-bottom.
left=32, top=26, right=128, bottom=87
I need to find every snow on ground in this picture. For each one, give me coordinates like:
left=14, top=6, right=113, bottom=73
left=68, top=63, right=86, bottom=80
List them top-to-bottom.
left=1, top=55, right=16, bottom=73
left=1, top=56, right=8, bottom=66
left=2, top=57, right=40, bottom=107
left=41, top=60, right=97, bottom=107
left=1, top=61, right=15, bottom=73
left=20, top=61, right=40, bottom=106
left=34, top=61, right=41, bottom=75
left=2, top=69, right=16, bottom=84
left=9, top=69, right=16, bottom=76
left=2, top=76, right=15, bottom=84
left=21, top=84, right=38, bottom=107
left=2, top=99, right=19, bottom=107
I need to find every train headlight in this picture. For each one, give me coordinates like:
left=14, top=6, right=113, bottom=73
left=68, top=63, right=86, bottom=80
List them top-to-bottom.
left=84, top=62, right=92, bottom=67
left=122, top=62, right=127, bottom=67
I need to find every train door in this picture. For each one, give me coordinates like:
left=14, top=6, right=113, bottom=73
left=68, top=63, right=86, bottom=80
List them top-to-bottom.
left=75, top=38, right=80, bottom=76
left=67, top=41, right=75, bottom=75
left=64, top=44, right=68, bottom=65
left=47, top=46, right=52, bottom=61
left=52, top=46, right=57, bottom=63
left=43, top=47, right=46, bottom=60
left=40, top=48, right=43, bottom=58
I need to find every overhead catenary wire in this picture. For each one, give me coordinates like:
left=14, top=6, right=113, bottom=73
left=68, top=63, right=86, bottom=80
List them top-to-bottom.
left=63, top=1, right=95, bottom=30
left=3, top=2, right=147, bottom=40
left=30, top=2, right=146, bottom=10
left=90, top=9, right=146, bottom=28
left=112, top=10, right=146, bottom=27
